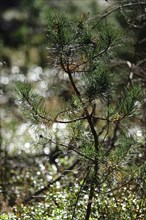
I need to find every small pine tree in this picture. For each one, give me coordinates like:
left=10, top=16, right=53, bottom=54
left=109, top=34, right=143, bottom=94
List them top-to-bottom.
left=15, top=11, right=145, bottom=220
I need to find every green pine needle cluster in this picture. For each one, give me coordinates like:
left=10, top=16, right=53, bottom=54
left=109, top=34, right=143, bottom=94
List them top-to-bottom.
left=47, top=13, right=75, bottom=53
left=83, top=65, right=111, bottom=101
left=15, top=81, right=50, bottom=124
left=118, top=86, right=142, bottom=117
left=110, top=134, right=135, bottom=164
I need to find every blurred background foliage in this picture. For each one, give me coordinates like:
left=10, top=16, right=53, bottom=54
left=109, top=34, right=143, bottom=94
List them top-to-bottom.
left=0, top=0, right=146, bottom=218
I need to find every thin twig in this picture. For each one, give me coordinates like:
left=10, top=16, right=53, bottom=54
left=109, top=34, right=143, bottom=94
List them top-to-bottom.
left=91, top=2, right=146, bottom=28
left=49, top=139, right=95, bottom=163
left=23, top=159, right=79, bottom=204
left=71, top=166, right=92, bottom=220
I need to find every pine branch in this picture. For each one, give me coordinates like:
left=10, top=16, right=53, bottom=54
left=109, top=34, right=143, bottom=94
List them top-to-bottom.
left=91, top=2, right=146, bottom=28
left=15, top=81, right=52, bottom=124
left=118, top=85, right=142, bottom=117
left=49, top=139, right=95, bottom=163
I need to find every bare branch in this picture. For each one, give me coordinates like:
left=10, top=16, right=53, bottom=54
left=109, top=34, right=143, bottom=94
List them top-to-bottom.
left=91, top=2, right=146, bottom=28
left=49, top=139, right=95, bottom=163
left=23, top=159, right=79, bottom=204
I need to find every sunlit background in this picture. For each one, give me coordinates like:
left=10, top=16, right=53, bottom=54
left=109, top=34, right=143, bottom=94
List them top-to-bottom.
left=0, top=0, right=145, bottom=218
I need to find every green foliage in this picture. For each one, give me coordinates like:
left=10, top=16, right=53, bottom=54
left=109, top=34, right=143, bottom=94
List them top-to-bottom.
left=1, top=1, right=145, bottom=220
left=12, top=10, right=145, bottom=220
left=47, top=12, right=120, bottom=79
left=47, top=13, right=75, bottom=52
left=83, top=65, right=112, bottom=101
left=15, top=81, right=50, bottom=124
left=118, top=86, right=142, bottom=117
left=109, top=134, right=135, bottom=163
left=82, top=144, right=96, bottom=159
left=2, top=179, right=145, bottom=219
left=0, top=214, right=8, bottom=220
